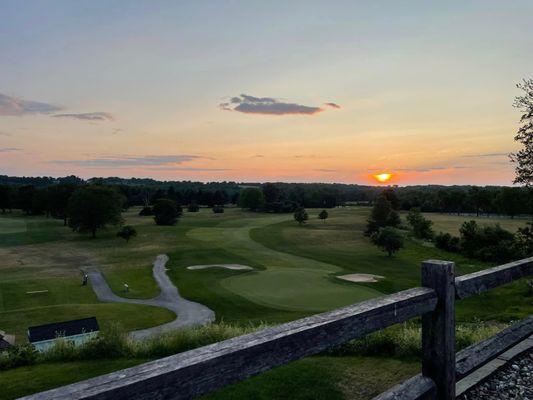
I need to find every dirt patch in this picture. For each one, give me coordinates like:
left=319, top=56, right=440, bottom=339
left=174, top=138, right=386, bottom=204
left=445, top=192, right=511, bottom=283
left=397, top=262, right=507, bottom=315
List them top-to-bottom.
left=187, top=264, right=253, bottom=271
left=336, top=273, right=384, bottom=283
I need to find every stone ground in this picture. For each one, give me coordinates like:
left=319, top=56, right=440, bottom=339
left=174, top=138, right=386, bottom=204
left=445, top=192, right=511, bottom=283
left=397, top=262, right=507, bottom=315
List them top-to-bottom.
left=458, top=349, right=532, bottom=400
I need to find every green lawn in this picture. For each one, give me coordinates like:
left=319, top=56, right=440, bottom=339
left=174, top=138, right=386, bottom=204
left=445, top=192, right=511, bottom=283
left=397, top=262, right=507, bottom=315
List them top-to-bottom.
left=0, top=207, right=530, bottom=399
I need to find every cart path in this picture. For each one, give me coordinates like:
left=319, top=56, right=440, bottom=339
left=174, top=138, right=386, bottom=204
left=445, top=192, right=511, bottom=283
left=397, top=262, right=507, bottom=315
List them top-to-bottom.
left=86, top=254, right=215, bottom=340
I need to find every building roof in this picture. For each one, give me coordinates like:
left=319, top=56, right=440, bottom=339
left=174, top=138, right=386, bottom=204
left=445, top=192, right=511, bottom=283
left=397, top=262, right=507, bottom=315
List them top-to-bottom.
left=27, top=317, right=99, bottom=343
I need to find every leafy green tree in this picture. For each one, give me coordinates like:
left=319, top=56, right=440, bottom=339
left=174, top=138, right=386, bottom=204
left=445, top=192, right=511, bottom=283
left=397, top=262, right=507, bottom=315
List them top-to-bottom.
left=511, top=78, right=533, bottom=186
left=262, top=183, right=281, bottom=204
left=48, top=184, right=76, bottom=225
left=0, top=185, right=13, bottom=213
left=17, top=185, right=35, bottom=214
left=68, top=186, right=125, bottom=238
left=238, top=187, right=264, bottom=210
left=496, top=187, right=523, bottom=218
left=365, top=195, right=401, bottom=236
left=153, top=198, right=182, bottom=226
left=138, top=206, right=153, bottom=216
left=294, top=207, right=308, bottom=225
left=406, top=208, right=434, bottom=239
left=318, top=209, right=329, bottom=223
left=516, top=222, right=533, bottom=257
left=116, top=225, right=137, bottom=243
left=371, top=227, right=404, bottom=257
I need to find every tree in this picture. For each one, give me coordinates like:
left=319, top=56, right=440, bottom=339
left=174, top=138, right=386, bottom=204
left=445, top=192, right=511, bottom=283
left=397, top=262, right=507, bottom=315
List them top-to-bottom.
left=511, top=78, right=533, bottom=186
left=262, top=183, right=281, bottom=204
left=48, top=184, right=76, bottom=225
left=0, top=185, right=13, bottom=213
left=17, top=185, right=35, bottom=214
left=68, top=186, right=124, bottom=238
left=238, top=187, right=264, bottom=210
left=496, top=187, right=523, bottom=218
left=365, top=195, right=401, bottom=236
left=153, top=198, right=182, bottom=226
left=138, top=206, right=153, bottom=216
left=294, top=207, right=308, bottom=225
left=406, top=208, right=434, bottom=240
left=318, top=209, right=328, bottom=223
left=516, top=222, right=533, bottom=257
left=116, top=225, right=137, bottom=243
left=371, top=227, right=404, bottom=257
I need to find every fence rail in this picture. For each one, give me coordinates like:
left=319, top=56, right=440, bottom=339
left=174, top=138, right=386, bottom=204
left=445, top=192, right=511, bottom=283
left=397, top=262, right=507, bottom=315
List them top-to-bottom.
left=21, top=258, right=533, bottom=400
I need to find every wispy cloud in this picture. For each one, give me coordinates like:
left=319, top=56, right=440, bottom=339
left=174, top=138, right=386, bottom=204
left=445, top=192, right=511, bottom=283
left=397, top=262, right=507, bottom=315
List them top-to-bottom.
left=0, top=93, right=62, bottom=116
left=220, top=94, right=339, bottom=116
left=324, top=102, right=341, bottom=109
left=52, top=112, right=114, bottom=121
left=0, top=131, right=12, bottom=136
left=0, top=147, right=21, bottom=152
left=461, top=152, right=510, bottom=158
left=50, top=155, right=205, bottom=168
left=145, top=166, right=231, bottom=171
left=314, top=168, right=338, bottom=172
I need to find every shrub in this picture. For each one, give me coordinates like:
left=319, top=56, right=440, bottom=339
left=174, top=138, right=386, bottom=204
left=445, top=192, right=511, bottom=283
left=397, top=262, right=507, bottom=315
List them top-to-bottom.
left=153, top=198, right=182, bottom=226
left=187, top=203, right=200, bottom=212
left=212, top=205, right=224, bottom=214
left=138, top=206, right=153, bottom=216
left=293, top=207, right=308, bottom=225
left=406, top=208, right=434, bottom=240
left=318, top=209, right=329, bottom=223
left=116, top=225, right=137, bottom=243
left=435, top=232, right=461, bottom=252
left=0, top=344, right=38, bottom=370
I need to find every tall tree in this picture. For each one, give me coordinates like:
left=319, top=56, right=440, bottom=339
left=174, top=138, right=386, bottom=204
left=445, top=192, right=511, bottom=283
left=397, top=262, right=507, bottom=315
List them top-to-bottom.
left=511, top=78, right=533, bottom=186
left=262, top=183, right=280, bottom=204
left=48, top=184, right=76, bottom=225
left=0, top=185, right=13, bottom=213
left=68, top=186, right=124, bottom=238
left=238, top=187, right=264, bottom=210
left=365, top=195, right=401, bottom=236
left=293, top=207, right=308, bottom=226
left=318, top=209, right=329, bottom=223
left=371, top=227, right=404, bottom=257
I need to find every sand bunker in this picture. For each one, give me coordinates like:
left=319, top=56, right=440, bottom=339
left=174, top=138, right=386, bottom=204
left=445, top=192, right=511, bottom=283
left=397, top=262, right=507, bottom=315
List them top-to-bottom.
left=187, top=264, right=253, bottom=271
left=336, top=273, right=384, bottom=283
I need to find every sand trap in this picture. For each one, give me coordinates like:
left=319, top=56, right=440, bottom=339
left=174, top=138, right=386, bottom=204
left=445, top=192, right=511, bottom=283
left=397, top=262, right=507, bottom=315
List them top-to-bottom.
left=187, top=264, right=253, bottom=271
left=336, top=274, right=384, bottom=283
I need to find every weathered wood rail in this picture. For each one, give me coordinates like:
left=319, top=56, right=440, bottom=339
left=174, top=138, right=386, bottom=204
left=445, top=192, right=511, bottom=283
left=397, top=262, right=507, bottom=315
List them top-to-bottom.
left=21, top=257, right=533, bottom=400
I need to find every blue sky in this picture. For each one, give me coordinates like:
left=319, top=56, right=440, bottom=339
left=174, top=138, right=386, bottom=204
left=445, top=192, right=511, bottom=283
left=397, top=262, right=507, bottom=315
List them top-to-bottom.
left=1, top=1, right=532, bottom=184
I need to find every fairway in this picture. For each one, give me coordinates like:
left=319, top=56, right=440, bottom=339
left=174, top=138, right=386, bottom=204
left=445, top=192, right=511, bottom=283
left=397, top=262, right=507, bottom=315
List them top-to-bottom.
left=187, top=215, right=382, bottom=311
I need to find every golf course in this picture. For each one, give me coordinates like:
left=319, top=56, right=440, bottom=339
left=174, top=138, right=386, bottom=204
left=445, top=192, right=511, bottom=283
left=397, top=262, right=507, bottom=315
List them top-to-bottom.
left=0, top=206, right=530, bottom=398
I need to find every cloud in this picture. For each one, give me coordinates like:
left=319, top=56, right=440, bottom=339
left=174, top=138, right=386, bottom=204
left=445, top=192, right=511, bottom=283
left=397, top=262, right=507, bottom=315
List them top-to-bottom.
left=0, top=93, right=62, bottom=116
left=220, top=94, right=331, bottom=115
left=324, top=102, right=341, bottom=109
left=52, top=112, right=114, bottom=121
left=0, top=131, right=12, bottom=136
left=0, top=147, right=21, bottom=152
left=461, top=152, right=510, bottom=158
left=50, top=155, right=204, bottom=168
left=145, top=166, right=232, bottom=171
left=314, top=169, right=338, bottom=172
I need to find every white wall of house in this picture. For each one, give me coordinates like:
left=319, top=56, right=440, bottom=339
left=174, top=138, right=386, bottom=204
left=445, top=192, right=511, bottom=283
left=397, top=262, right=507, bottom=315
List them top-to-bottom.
left=31, top=331, right=98, bottom=352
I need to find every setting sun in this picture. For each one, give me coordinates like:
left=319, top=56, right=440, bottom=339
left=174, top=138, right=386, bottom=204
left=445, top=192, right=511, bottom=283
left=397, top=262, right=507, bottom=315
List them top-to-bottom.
left=374, top=173, right=393, bottom=183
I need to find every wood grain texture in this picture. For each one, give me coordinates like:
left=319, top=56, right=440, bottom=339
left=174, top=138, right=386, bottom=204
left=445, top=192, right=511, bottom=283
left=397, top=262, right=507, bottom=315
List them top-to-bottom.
left=455, top=257, right=533, bottom=299
left=421, top=260, right=455, bottom=400
left=20, top=288, right=437, bottom=400
left=456, top=315, right=533, bottom=379
left=371, top=373, right=436, bottom=400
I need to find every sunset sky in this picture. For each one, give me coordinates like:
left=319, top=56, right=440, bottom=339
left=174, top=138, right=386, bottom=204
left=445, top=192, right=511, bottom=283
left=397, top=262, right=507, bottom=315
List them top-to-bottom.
left=1, top=1, right=532, bottom=185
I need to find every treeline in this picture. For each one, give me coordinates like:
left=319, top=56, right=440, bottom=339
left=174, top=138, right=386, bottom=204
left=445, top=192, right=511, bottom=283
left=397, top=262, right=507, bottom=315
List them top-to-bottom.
left=0, top=174, right=531, bottom=218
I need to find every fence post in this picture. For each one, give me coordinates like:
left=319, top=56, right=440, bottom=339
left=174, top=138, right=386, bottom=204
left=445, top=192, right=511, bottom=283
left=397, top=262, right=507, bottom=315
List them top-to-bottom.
left=421, top=260, right=456, bottom=400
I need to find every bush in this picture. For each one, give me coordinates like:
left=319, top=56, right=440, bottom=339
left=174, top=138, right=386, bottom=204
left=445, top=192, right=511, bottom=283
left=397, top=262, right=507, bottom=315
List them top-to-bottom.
left=153, top=198, right=182, bottom=226
left=187, top=203, right=200, bottom=212
left=212, top=205, right=224, bottom=214
left=138, top=206, right=153, bottom=216
left=293, top=207, right=308, bottom=225
left=406, top=208, right=434, bottom=240
left=116, top=225, right=137, bottom=242
left=435, top=232, right=461, bottom=252
left=0, top=344, right=38, bottom=370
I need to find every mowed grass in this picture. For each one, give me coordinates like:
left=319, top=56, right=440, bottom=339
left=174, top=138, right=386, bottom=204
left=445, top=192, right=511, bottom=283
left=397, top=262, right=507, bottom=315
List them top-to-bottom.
left=417, top=212, right=529, bottom=235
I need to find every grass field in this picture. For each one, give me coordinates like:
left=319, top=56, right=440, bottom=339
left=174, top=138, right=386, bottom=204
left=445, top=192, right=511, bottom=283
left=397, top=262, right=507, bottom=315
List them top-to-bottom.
left=0, top=206, right=531, bottom=399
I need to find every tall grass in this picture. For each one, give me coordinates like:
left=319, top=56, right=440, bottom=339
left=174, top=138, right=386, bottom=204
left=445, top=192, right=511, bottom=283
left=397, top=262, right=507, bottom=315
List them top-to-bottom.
left=0, top=321, right=506, bottom=371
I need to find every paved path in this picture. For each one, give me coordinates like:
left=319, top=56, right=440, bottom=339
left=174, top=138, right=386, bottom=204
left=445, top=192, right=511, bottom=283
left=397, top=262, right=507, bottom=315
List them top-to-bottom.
left=86, top=254, right=215, bottom=340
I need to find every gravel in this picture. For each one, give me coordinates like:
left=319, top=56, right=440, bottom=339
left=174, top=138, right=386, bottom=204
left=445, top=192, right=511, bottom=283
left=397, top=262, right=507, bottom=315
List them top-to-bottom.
left=459, top=349, right=532, bottom=400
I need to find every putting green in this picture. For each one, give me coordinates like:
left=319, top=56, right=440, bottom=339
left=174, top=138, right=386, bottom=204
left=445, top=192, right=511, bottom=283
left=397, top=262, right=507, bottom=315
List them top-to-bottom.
left=187, top=215, right=382, bottom=312
left=0, top=217, right=27, bottom=234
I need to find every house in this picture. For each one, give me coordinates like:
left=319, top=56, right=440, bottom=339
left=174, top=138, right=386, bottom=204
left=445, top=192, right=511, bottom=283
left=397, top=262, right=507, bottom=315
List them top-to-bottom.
left=27, top=317, right=100, bottom=351
left=0, top=330, right=15, bottom=351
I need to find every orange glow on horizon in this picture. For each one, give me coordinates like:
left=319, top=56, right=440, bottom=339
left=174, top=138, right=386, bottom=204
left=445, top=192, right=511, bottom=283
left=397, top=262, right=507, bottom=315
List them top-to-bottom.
left=373, top=173, right=393, bottom=183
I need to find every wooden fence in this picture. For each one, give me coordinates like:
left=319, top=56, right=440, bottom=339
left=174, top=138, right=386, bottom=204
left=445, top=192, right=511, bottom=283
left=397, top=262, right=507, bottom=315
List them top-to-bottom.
left=21, top=257, right=533, bottom=400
